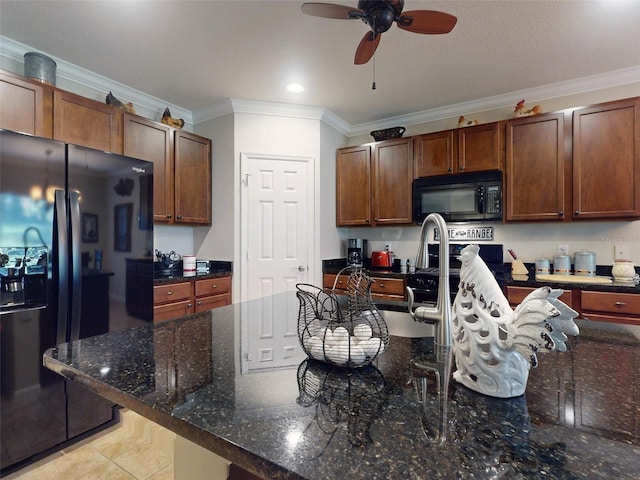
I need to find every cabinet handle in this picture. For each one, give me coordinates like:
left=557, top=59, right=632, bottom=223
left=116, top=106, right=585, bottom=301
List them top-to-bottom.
left=459, top=166, right=465, bottom=171
left=448, top=167, right=452, bottom=173
left=574, top=210, right=579, bottom=215
left=558, top=211, right=564, bottom=216
left=166, top=214, right=172, bottom=219
left=176, top=214, right=182, bottom=219
left=374, top=218, right=379, bottom=222
left=365, top=219, right=370, bottom=224
left=379, top=282, right=385, bottom=288
left=211, top=284, right=218, bottom=289
left=167, top=291, right=173, bottom=296
left=197, top=300, right=203, bottom=306
left=614, top=301, right=626, bottom=307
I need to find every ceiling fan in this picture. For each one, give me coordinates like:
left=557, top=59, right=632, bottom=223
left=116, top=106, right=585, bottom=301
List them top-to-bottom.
left=301, top=0, right=457, bottom=65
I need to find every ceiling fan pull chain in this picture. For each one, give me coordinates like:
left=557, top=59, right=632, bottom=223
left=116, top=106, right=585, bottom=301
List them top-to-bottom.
left=372, top=47, right=376, bottom=90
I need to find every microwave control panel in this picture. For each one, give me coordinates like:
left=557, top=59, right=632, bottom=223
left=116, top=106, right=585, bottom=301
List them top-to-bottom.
left=485, top=185, right=502, bottom=214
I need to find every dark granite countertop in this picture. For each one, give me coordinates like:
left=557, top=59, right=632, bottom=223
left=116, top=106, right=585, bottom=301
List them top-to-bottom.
left=153, top=260, right=232, bottom=285
left=44, top=293, right=640, bottom=479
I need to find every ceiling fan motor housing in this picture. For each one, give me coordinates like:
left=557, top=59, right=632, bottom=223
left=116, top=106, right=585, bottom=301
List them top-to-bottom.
left=358, top=0, right=404, bottom=33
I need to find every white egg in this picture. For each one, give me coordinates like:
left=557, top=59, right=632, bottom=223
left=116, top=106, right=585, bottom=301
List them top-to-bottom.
left=353, top=323, right=373, bottom=341
left=333, top=326, right=350, bottom=341
left=304, top=336, right=324, bottom=360
left=362, top=337, right=384, bottom=358
left=326, top=345, right=349, bottom=366
left=349, top=345, right=367, bottom=366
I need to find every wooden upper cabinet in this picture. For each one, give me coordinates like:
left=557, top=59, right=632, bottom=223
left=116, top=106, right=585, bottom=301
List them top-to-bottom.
left=0, top=70, right=51, bottom=137
left=53, top=90, right=122, bottom=153
left=572, top=97, right=640, bottom=219
left=122, top=113, right=174, bottom=223
left=505, top=113, right=566, bottom=221
left=414, top=122, right=503, bottom=177
left=458, top=122, right=503, bottom=173
left=174, top=130, right=211, bottom=224
left=414, top=130, right=455, bottom=177
left=372, top=137, right=414, bottom=225
left=336, top=145, right=372, bottom=226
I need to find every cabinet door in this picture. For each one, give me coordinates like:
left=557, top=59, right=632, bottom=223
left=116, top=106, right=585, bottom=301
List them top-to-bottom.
left=0, top=70, right=49, bottom=137
left=53, top=90, right=122, bottom=153
left=573, top=97, right=640, bottom=219
left=505, top=113, right=566, bottom=221
left=122, top=114, right=174, bottom=223
left=458, top=122, right=503, bottom=173
left=174, top=130, right=211, bottom=224
left=414, top=130, right=455, bottom=177
left=373, top=137, right=414, bottom=225
left=336, top=145, right=372, bottom=226
left=195, top=294, right=232, bottom=312
left=154, top=300, right=194, bottom=323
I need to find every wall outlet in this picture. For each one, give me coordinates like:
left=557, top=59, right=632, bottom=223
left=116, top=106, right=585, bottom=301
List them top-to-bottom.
left=558, top=244, right=569, bottom=255
left=614, top=245, right=629, bottom=261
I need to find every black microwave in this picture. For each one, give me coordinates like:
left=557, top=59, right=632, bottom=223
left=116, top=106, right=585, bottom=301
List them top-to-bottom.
left=412, top=170, right=503, bottom=224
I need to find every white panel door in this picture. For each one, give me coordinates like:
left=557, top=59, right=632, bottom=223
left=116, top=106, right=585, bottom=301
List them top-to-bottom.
left=240, top=153, right=313, bottom=371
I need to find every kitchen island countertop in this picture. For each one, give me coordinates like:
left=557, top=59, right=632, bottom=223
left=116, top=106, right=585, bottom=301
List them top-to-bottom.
left=44, top=293, right=640, bottom=479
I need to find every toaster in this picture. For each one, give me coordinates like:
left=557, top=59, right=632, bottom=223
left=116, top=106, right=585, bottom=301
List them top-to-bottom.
left=371, top=251, right=393, bottom=268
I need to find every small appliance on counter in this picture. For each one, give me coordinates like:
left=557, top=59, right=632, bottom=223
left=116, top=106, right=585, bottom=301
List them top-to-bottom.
left=347, top=238, right=367, bottom=267
left=371, top=245, right=394, bottom=268
left=196, top=260, right=210, bottom=274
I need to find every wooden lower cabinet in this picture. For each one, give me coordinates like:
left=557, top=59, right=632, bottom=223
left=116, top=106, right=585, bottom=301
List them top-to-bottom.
left=322, top=273, right=405, bottom=301
left=154, top=276, right=232, bottom=322
left=194, top=276, right=232, bottom=312
left=154, top=282, right=193, bottom=322
left=505, top=285, right=574, bottom=308
left=580, top=290, right=640, bottom=325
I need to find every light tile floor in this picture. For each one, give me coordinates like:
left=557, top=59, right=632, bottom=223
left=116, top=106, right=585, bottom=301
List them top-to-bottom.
left=5, top=410, right=175, bottom=480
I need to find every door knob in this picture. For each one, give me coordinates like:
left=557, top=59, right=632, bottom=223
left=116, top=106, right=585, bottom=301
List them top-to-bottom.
left=298, top=265, right=306, bottom=272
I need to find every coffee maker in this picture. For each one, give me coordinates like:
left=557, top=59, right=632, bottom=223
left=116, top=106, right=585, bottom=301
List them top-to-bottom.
left=347, top=238, right=367, bottom=267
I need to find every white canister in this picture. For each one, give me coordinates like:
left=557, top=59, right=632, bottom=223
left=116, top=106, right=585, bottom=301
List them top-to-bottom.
left=574, top=250, right=596, bottom=276
left=553, top=254, right=571, bottom=275
left=183, top=255, right=196, bottom=277
left=535, top=258, right=551, bottom=275
left=612, top=260, right=637, bottom=283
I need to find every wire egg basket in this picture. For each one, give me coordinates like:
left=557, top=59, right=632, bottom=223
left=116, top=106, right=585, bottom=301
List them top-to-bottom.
left=296, top=268, right=389, bottom=368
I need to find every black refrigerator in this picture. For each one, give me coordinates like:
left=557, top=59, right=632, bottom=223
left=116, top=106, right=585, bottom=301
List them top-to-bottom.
left=0, top=129, right=154, bottom=475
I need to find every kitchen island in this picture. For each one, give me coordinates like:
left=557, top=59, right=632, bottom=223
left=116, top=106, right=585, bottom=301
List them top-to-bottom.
left=44, top=292, right=640, bottom=479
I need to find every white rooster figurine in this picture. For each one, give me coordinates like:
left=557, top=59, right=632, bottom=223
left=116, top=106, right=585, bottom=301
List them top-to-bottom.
left=451, top=244, right=579, bottom=398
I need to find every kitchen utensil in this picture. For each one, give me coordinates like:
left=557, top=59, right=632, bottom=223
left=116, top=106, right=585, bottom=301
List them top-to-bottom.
left=155, top=249, right=181, bottom=270
left=574, top=250, right=596, bottom=276
left=553, top=254, right=571, bottom=275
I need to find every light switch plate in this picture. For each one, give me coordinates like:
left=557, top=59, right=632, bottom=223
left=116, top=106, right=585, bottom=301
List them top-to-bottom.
left=614, top=245, right=629, bottom=261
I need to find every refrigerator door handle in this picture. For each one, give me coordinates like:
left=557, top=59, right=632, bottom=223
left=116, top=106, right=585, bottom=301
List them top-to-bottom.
left=54, top=189, right=69, bottom=346
left=69, top=190, right=82, bottom=341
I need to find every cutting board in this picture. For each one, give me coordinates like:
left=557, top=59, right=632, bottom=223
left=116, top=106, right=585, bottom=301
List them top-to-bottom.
left=535, top=274, right=612, bottom=285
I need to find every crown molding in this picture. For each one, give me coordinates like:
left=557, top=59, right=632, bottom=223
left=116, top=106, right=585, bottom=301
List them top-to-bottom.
left=0, top=35, right=193, bottom=123
left=2, top=35, right=638, bottom=138
left=348, top=66, right=640, bottom=137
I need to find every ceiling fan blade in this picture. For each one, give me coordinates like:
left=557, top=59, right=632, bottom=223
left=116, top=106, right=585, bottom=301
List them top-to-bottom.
left=301, top=3, right=363, bottom=19
left=397, top=10, right=458, bottom=34
left=354, top=31, right=381, bottom=65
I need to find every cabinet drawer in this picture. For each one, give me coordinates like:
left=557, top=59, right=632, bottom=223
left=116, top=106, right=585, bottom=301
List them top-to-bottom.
left=323, top=273, right=348, bottom=291
left=195, top=276, right=231, bottom=297
left=370, top=277, right=405, bottom=296
left=154, top=282, right=192, bottom=304
left=506, top=286, right=573, bottom=308
left=581, top=291, right=640, bottom=316
left=195, top=293, right=232, bottom=312
left=154, top=300, right=193, bottom=322
left=580, top=312, right=640, bottom=326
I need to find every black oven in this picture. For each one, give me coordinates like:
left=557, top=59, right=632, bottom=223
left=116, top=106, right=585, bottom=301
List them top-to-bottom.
left=407, top=243, right=504, bottom=304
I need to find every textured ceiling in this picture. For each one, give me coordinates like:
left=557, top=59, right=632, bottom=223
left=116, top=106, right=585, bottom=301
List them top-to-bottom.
left=1, top=0, right=639, bottom=129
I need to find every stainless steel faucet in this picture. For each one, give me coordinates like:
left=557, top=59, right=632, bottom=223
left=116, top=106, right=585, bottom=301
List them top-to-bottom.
left=406, top=213, right=452, bottom=346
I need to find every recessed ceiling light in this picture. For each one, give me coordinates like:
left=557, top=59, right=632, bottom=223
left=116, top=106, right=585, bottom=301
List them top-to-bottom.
left=287, top=83, right=304, bottom=93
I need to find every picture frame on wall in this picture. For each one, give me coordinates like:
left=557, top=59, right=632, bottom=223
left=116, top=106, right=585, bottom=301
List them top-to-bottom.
left=114, top=203, right=133, bottom=252
left=82, top=213, right=98, bottom=242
